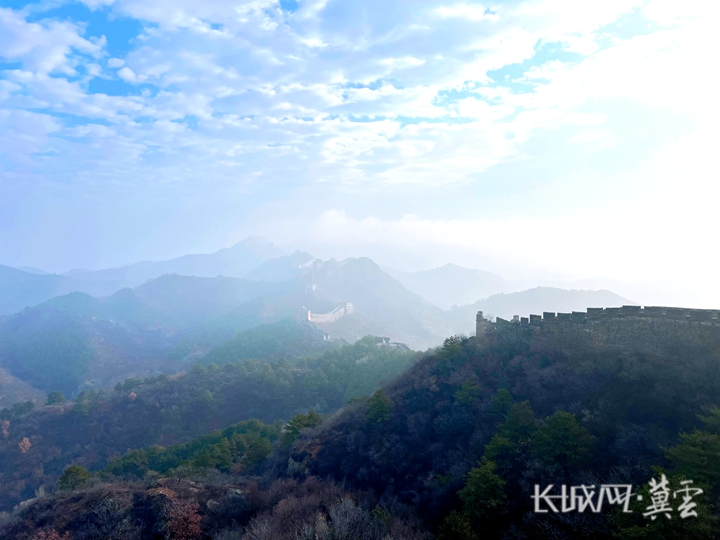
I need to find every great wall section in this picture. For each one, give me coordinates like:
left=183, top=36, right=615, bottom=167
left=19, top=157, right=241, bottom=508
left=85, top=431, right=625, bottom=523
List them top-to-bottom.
left=307, top=302, right=354, bottom=324
left=475, top=305, right=720, bottom=359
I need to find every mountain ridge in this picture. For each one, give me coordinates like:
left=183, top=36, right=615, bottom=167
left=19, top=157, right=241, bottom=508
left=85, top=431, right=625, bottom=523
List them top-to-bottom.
left=0, top=237, right=285, bottom=315
left=384, top=263, right=509, bottom=309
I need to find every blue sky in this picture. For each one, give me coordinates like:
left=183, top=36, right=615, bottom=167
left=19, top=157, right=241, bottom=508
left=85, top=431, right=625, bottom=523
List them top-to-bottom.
left=0, top=0, right=718, bottom=305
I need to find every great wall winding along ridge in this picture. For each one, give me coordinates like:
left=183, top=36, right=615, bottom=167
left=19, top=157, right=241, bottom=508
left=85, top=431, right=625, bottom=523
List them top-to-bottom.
left=307, top=302, right=354, bottom=324
left=475, top=305, right=720, bottom=359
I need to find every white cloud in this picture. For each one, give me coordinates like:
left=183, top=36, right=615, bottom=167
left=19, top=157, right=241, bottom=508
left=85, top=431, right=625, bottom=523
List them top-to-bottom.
left=2, top=0, right=719, bottom=299
left=435, top=4, right=499, bottom=22
left=0, top=8, right=100, bottom=74
left=300, top=37, right=327, bottom=48
left=117, top=66, right=139, bottom=81
left=309, top=124, right=717, bottom=282
left=567, top=129, right=617, bottom=151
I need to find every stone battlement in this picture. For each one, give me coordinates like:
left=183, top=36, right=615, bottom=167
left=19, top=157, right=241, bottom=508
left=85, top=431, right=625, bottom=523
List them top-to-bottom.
left=308, top=302, right=354, bottom=324
left=475, top=306, right=720, bottom=360
left=477, top=306, right=720, bottom=332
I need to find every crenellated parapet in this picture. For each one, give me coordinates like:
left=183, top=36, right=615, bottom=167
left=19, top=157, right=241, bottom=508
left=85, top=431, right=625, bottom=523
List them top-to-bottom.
left=308, top=302, right=354, bottom=324
left=475, top=305, right=720, bottom=359
left=481, top=305, right=720, bottom=328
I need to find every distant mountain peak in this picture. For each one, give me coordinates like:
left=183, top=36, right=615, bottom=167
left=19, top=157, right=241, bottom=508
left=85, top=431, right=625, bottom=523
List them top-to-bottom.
left=229, top=236, right=285, bottom=260
left=244, top=251, right=316, bottom=282
left=16, top=266, right=49, bottom=275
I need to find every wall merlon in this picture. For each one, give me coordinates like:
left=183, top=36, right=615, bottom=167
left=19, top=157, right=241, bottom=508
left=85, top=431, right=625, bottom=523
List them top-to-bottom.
left=530, top=314, right=542, bottom=325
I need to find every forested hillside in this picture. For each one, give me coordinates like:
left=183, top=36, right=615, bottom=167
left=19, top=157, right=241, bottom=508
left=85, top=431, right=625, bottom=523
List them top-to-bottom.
left=0, top=258, right=459, bottom=401
left=0, top=278, right=314, bottom=396
left=198, top=318, right=341, bottom=365
left=3, top=327, right=719, bottom=539
left=292, top=334, right=720, bottom=538
left=0, top=337, right=418, bottom=513
left=0, top=367, right=46, bottom=408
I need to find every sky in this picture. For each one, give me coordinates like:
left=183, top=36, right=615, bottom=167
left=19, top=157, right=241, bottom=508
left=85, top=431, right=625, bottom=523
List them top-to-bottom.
left=1, top=0, right=718, bottom=306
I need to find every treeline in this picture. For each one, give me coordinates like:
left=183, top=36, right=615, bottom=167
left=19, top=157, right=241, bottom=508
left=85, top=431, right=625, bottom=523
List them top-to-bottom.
left=0, top=336, right=418, bottom=512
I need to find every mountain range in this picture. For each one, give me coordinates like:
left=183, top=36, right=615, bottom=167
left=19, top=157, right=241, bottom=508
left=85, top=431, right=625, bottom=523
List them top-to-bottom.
left=0, top=237, right=285, bottom=316
left=0, top=238, right=634, bottom=404
left=385, top=263, right=509, bottom=309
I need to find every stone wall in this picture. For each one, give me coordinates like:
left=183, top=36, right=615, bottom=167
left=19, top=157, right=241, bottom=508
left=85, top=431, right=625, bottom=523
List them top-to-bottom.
left=308, top=302, right=354, bottom=324
left=475, top=306, right=720, bottom=360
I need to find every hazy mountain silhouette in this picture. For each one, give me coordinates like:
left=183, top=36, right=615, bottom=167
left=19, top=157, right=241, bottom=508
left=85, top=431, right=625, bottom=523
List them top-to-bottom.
left=63, top=236, right=285, bottom=289
left=0, top=237, right=285, bottom=315
left=0, top=251, right=637, bottom=398
left=244, top=251, right=316, bottom=282
left=305, top=258, right=454, bottom=350
left=385, top=263, right=508, bottom=308
left=0, top=265, right=109, bottom=316
left=15, top=266, right=48, bottom=275
left=0, top=276, right=292, bottom=395
left=447, top=286, right=634, bottom=334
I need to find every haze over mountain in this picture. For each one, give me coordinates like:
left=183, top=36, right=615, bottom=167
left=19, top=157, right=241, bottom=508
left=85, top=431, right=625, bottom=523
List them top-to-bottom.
left=0, top=236, right=642, bottom=404
left=63, top=236, right=285, bottom=288
left=0, top=237, right=286, bottom=316
left=244, top=251, right=316, bottom=282
left=0, top=258, right=436, bottom=395
left=299, top=258, right=456, bottom=349
left=385, top=263, right=509, bottom=309
left=0, top=265, right=109, bottom=316
left=15, top=266, right=48, bottom=275
left=0, top=276, right=294, bottom=396
left=447, top=286, right=633, bottom=335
